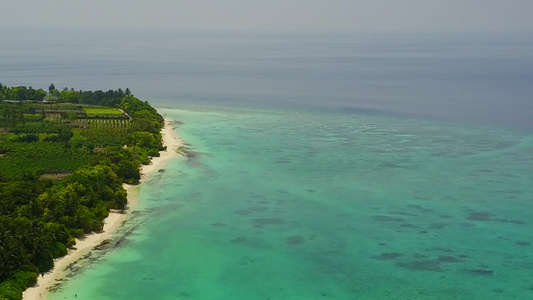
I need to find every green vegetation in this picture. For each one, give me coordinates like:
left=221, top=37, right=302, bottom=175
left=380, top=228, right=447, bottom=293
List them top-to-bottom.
left=0, top=84, right=164, bottom=300
left=0, top=84, right=47, bottom=101
left=83, top=107, right=125, bottom=117
left=0, top=141, right=91, bottom=179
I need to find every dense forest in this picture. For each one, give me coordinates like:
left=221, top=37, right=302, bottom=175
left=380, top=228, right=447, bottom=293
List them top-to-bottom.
left=0, top=83, right=131, bottom=106
left=0, top=84, right=165, bottom=300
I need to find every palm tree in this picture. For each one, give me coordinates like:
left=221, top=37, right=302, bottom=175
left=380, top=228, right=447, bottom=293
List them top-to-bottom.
left=0, top=229, right=25, bottom=280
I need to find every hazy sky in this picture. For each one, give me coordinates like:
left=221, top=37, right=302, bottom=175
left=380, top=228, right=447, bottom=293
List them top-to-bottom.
left=1, top=0, right=533, bottom=32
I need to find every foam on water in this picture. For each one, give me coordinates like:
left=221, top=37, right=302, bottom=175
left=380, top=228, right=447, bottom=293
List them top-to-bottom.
left=50, top=106, right=533, bottom=300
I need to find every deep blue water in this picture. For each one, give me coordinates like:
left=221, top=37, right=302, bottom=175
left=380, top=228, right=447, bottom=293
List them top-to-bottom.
left=1, top=29, right=532, bottom=128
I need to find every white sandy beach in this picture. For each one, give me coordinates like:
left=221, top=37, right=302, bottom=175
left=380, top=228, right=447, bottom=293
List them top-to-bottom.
left=22, top=118, right=183, bottom=300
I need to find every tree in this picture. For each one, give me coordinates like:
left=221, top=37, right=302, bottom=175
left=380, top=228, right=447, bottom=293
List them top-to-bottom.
left=48, top=83, right=55, bottom=93
left=12, top=87, right=27, bottom=100
left=45, top=88, right=60, bottom=102
left=32, top=89, right=47, bottom=101
left=59, top=89, right=81, bottom=103
left=130, top=115, right=160, bottom=134
left=57, top=126, right=73, bottom=142
left=125, top=131, right=161, bottom=149
left=116, top=160, right=140, bottom=183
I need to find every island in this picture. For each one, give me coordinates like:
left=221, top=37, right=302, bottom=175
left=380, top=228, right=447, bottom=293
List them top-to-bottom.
left=0, top=83, right=178, bottom=300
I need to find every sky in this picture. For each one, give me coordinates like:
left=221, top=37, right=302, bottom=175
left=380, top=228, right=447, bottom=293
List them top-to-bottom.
left=1, top=0, right=533, bottom=32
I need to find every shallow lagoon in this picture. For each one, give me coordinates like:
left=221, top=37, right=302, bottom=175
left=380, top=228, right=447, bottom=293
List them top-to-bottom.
left=50, top=106, right=533, bottom=299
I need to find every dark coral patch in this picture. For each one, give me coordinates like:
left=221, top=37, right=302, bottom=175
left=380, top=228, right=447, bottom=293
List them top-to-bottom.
left=274, top=158, right=292, bottom=164
left=406, top=205, right=434, bottom=213
left=248, top=206, right=269, bottom=212
left=235, top=209, right=252, bottom=215
left=391, top=211, right=418, bottom=217
left=467, top=211, right=493, bottom=221
left=372, top=215, right=404, bottom=222
left=496, top=218, right=526, bottom=225
left=211, top=222, right=228, bottom=227
left=400, top=223, right=416, bottom=228
left=430, top=223, right=449, bottom=230
left=231, top=236, right=248, bottom=243
left=286, top=236, right=306, bottom=245
left=516, top=241, right=531, bottom=246
left=433, top=247, right=453, bottom=253
left=374, top=252, right=403, bottom=260
left=237, top=256, right=256, bottom=266
left=397, top=259, right=443, bottom=272
left=466, top=269, right=494, bottom=276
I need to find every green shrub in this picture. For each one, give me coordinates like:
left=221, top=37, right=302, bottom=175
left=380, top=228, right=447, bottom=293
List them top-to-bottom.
left=23, top=115, right=43, bottom=122
left=14, top=134, right=38, bottom=143
left=42, top=134, right=59, bottom=142
left=69, top=228, right=84, bottom=238
left=66, top=237, right=76, bottom=248
left=50, top=242, right=68, bottom=258
left=32, top=252, right=53, bottom=273
left=11, top=271, right=37, bottom=289
left=0, top=280, right=22, bottom=300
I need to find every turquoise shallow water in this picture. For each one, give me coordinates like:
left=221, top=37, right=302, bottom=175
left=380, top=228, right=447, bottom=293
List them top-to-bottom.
left=50, top=106, right=533, bottom=300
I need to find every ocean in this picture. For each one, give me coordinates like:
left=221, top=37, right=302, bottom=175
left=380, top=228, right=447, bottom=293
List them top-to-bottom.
left=2, top=29, right=533, bottom=299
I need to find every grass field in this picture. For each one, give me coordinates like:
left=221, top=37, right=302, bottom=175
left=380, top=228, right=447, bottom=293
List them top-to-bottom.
left=83, top=107, right=124, bottom=116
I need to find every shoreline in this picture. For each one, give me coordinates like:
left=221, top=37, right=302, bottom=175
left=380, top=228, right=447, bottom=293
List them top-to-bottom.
left=22, top=118, right=183, bottom=300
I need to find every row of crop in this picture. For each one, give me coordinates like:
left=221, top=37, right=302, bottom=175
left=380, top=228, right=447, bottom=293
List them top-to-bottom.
left=86, top=119, right=130, bottom=129
left=73, top=127, right=130, bottom=147
left=0, top=141, right=92, bottom=179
